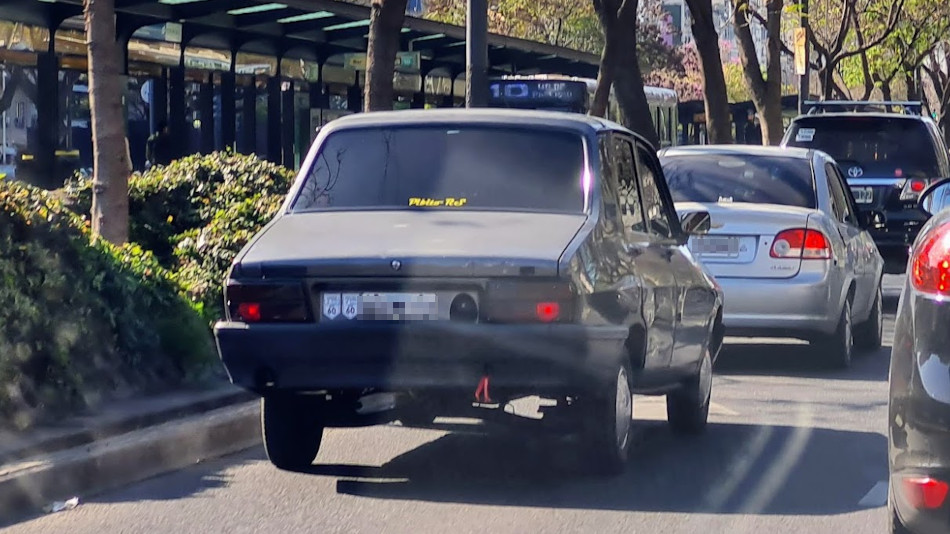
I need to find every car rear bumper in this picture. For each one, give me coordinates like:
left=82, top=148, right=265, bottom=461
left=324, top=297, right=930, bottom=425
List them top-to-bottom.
left=865, top=208, right=927, bottom=259
left=717, top=271, right=839, bottom=335
left=889, top=293, right=950, bottom=533
left=214, top=321, right=630, bottom=396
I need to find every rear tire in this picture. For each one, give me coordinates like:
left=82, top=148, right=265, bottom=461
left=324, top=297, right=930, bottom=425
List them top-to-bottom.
left=855, top=286, right=883, bottom=351
left=820, top=300, right=853, bottom=369
left=667, top=348, right=712, bottom=435
left=579, top=359, right=634, bottom=476
left=262, top=395, right=325, bottom=472
left=397, top=404, right=437, bottom=427
left=889, top=500, right=912, bottom=534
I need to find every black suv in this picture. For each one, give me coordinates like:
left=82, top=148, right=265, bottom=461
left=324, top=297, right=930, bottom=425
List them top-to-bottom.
left=782, top=101, right=950, bottom=273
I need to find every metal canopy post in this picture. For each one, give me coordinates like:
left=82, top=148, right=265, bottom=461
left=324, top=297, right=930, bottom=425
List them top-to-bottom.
left=465, top=0, right=488, bottom=108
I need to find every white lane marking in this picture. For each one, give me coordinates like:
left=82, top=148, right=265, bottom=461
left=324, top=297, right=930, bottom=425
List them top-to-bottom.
left=633, top=395, right=738, bottom=420
left=858, top=481, right=889, bottom=508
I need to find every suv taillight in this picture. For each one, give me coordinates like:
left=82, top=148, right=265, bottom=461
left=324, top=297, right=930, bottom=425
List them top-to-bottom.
left=900, top=178, right=933, bottom=202
left=911, top=223, right=950, bottom=296
left=770, top=228, right=832, bottom=260
left=481, top=280, right=577, bottom=324
left=225, top=282, right=310, bottom=323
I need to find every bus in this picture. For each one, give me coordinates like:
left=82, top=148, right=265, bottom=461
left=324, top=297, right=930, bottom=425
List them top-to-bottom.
left=488, top=74, right=680, bottom=148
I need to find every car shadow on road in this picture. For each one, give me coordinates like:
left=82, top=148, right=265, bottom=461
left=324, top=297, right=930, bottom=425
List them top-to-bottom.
left=712, top=295, right=898, bottom=382
left=714, top=343, right=892, bottom=382
left=308, top=421, right=886, bottom=517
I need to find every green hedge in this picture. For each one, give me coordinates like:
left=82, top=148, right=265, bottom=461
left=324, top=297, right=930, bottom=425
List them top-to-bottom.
left=65, top=152, right=296, bottom=323
left=0, top=181, right=214, bottom=429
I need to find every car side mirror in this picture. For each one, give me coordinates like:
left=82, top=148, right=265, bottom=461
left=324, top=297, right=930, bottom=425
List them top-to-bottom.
left=918, top=178, right=950, bottom=216
left=680, top=210, right=711, bottom=236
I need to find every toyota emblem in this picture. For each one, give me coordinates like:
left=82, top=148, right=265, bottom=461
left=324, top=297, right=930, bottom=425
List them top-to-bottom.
left=848, top=166, right=864, bottom=178
left=391, top=260, right=402, bottom=271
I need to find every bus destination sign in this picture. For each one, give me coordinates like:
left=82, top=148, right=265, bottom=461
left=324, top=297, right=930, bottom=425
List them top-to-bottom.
left=488, top=80, right=588, bottom=110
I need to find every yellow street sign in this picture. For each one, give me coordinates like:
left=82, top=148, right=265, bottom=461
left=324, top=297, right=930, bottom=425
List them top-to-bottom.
left=794, top=27, right=807, bottom=75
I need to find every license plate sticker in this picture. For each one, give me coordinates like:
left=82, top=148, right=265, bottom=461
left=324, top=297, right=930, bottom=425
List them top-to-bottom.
left=851, top=186, right=874, bottom=204
left=690, top=236, right=740, bottom=257
left=322, top=292, right=438, bottom=321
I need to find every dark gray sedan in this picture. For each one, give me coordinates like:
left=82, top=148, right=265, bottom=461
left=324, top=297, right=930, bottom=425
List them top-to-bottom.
left=214, top=109, right=723, bottom=476
left=889, top=178, right=950, bottom=533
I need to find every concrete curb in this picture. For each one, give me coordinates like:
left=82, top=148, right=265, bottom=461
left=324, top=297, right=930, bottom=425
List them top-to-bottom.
left=0, top=388, right=256, bottom=465
left=0, top=400, right=261, bottom=523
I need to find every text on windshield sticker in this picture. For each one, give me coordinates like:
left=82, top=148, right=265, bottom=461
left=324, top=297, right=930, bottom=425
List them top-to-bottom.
left=795, top=128, right=815, bottom=142
left=409, top=197, right=468, bottom=207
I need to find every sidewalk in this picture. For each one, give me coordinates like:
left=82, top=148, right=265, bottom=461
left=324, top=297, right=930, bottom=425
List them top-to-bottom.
left=0, top=385, right=262, bottom=524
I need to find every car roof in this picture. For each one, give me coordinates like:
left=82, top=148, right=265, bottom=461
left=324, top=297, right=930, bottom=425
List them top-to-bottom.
left=321, top=108, right=624, bottom=136
left=659, top=144, right=814, bottom=160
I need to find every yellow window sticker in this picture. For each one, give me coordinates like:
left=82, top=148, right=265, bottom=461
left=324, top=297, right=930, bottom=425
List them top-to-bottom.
left=408, top=197, right=468, bottom=207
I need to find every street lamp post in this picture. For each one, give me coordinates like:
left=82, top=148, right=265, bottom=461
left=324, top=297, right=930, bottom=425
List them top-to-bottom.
left=466, top=0, right=489, bottom=107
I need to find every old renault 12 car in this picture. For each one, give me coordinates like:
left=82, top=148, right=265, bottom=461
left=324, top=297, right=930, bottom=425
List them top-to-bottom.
left=214, top=109, right=724, bottom=476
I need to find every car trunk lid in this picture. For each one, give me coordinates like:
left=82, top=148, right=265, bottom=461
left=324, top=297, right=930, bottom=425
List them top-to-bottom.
left=676, top=201, right=816, bottom=279
left=238, top=210, right=588, bottom=278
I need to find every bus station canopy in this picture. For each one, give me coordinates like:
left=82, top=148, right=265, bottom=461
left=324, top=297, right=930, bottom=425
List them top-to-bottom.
left=0, top=0, right=601, bottom=78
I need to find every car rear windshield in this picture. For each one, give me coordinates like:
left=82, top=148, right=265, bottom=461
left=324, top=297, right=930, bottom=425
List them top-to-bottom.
left=785, top=117, right=941, bottom=178
left=290, top=125, right=587, bottom=213
left=660, top=154, right=817, bottom=208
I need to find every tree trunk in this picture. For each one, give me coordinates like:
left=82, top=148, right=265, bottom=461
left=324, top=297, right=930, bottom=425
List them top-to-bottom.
left=84, top=0, right=131, bottom=245
left=364, top=0, right=409, bottom=112
left=590, top=0, right=659, bottom=147
left=685, top=0, right=733, bottom=144
left=733, top=0, right=783, bottom=145
left=589, top=22, right=618, bottom=118
left=614, top=47, right=661, bottom=148
left=820, top=64, right=836, bottom=100
left=881, top=82, right=893, bottom=101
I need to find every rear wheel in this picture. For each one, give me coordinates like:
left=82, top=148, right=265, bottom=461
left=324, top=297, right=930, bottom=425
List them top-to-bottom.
left=855, top=286, right=883, bottom=351
left=820, top=300, right=853, bottom=369
left=667, top=348, right=712, bottom=435
left=579, top=360, right=634, bottom=476
left=262, top=395, right=325, bottom=472
left=397, top=403, right=437, bottom=427
left=889, top=500, right=912, bottom=534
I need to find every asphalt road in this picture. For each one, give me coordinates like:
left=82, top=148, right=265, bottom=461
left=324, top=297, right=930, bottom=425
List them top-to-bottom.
left=4, top=277, right=907, bottom=534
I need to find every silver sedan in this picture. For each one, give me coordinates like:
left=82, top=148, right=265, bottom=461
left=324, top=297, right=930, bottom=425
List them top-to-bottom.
left=658, top=145, right=884, bottom=368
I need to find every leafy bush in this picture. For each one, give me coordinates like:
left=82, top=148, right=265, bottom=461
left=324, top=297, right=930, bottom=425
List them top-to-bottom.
left=64, top=152, right=296, bottom=323
left=65, top=152, right=296, bottom=267
left=0, top=181, right=215, bottom=429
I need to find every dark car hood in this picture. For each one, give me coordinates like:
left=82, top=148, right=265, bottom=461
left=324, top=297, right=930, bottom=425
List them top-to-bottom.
left=238, top=210, right=589, bottom=278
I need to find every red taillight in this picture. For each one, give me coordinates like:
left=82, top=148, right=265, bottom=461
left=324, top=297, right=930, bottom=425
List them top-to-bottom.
left=901, top=178, right=933, bottom=201
left=911, top=224, right=950, bottom=296
left=770, top=229, right=831, bottom=260
left=226, top=282, right=309, bottom=323
left=237, top=302, right=262, bottom=322
left=535, top=302, right=561, bottom=322
left=900, top=476, right=950, bottom=509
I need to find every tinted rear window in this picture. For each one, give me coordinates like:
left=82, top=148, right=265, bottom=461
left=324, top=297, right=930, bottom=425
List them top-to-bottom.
left=785, top=117, right=941, bottom=178
left=291, top=125, right=586, bottom=213
left=660, top=154, right=816, bottom=208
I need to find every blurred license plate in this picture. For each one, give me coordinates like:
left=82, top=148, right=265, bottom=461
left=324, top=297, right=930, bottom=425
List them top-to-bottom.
left=851, top=186, right=874, bottom=204
left=690, top=236, right=739, bottom=257
left=322, top=292, right=438, bottom=321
